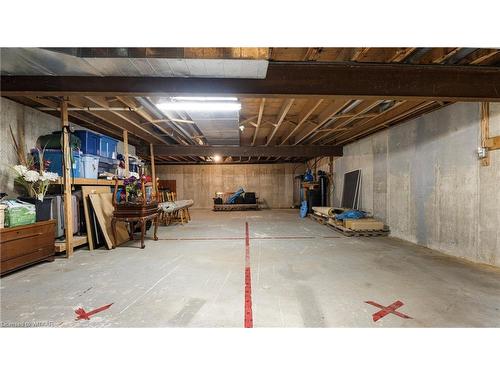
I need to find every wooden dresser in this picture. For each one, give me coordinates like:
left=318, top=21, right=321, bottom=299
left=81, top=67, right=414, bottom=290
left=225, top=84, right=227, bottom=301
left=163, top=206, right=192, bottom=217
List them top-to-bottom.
left=0, top=220, right=56, bottom=276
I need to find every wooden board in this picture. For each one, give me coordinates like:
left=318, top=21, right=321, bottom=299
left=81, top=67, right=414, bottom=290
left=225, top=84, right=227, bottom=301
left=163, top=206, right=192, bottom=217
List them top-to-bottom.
left=53, top=178, right=124, bottom=186
left=81, top=186, right=111, bottom=250
left=88, top=193, right=129, bottom=250
left=213, top=204, right=259, bottom=211
left=309, top=213, right=328, bottom=225
left=326, top=218, right=390, bottom=237
left=344, top=218, right=384, bottom=230
left=55, top=236, right=88, bottom=253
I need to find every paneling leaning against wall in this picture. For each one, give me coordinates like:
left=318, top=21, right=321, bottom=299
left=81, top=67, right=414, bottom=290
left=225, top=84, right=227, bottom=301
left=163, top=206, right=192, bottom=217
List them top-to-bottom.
left=156, top=163, right=306, bottom=209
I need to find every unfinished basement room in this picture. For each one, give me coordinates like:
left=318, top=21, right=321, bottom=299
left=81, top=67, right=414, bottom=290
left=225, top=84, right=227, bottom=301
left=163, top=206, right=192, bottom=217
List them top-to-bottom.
left=1, top=3, right=499, bottom=373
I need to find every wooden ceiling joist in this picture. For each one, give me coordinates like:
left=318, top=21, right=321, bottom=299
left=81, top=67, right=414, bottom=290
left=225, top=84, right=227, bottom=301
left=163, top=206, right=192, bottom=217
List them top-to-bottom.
left=389, top=48, right=417, bottom=63
left=4, top=62, right=500, bottom=101
left=82, top=96, right=168, bottom=145
left=115, top=96, right=186, bottom=145
left=251, top=98, right=266, bottom=146
left=265, top=98, right=295, bottom=146
left=280, top=99, right=323, bottom=144
left=293, top=99, right=351, bottom=145
left=312, top=100, right=383, bottom=144
left=333, top=101, right=436, bottom=145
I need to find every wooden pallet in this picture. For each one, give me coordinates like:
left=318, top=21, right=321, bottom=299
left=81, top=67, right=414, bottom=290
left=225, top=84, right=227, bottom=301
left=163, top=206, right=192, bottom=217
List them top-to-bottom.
left=213, top=204, right=259, bottom=211
left=309, top=213, right=328, bottom=225
left=326, top=220, right=390, bottom=237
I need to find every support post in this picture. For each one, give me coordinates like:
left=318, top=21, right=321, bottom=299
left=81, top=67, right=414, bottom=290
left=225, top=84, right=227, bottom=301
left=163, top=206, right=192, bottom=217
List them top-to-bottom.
left=61, top=100, right=74, bottom=257
left=480, top=102, right=490, bottom=167
left=123, top=130, right=130, bottom=177
left=150, top=143, right=157, bottom=197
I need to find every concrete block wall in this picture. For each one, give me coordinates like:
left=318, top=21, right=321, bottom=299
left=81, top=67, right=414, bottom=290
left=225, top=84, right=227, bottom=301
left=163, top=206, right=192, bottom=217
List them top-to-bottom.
left=0, top=97, right=135, bottom=197
left=332, top=102, right=500, bottom=267
left=156, top=163, right=306, bottom=209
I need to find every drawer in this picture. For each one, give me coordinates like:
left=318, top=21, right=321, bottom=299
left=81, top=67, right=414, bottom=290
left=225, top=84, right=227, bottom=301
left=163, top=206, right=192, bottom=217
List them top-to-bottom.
left=1, top=221, right=55, bottom=243
left=1, top=234, right=54, bottom=261
left=1, top=245, right=54, bottom=275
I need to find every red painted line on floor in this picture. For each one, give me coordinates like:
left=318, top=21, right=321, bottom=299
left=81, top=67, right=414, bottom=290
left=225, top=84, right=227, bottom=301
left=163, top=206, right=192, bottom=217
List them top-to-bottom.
left=244, top=222, right=253, bottom=328
left=158, top=236, right=341, bottom=241
left=158, top=237, right=245, bottom=241
left=365, top=300, right=412, bottom=322
left=75, top=303, right=113, bottom=320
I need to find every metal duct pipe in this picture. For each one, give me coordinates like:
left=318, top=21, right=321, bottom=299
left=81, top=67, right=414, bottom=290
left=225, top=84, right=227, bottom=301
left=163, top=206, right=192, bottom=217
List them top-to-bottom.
left=135, top=97, right=196, bottom=145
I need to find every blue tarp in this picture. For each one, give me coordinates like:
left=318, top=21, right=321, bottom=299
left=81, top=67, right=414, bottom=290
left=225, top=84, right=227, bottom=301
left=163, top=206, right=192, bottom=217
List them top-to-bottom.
left=227, top=187, right=245, bottom=204
left=335, top=209, right=366, bottom=220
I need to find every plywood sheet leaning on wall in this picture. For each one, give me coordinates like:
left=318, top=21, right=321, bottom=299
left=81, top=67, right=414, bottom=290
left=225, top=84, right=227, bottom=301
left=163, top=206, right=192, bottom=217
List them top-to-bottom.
left=81, top=186, right=111, bottom=250
left=88, top=192, right=129, bottom=249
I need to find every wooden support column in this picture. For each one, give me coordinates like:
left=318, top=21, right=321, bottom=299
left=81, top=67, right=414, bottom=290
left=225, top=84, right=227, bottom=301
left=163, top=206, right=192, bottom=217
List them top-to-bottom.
left=61, top=100, right=74, bottom=257
left=480, top=102, right=490, bottom=166
left=123, top=130, right=130, bottom=177
left=150, top=143, right=157, bottom=197
left=329, top=156, right=334, bottom=206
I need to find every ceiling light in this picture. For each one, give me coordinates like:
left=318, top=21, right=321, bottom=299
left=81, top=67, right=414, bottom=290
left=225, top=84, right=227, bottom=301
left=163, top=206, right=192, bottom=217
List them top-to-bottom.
left=171, top=96, right=238, bottom=102
left=157, top=102, right=241, bottom=112
left=239, top=125, right=245, bottom=131
left=213, top=155, right=222, bottom=163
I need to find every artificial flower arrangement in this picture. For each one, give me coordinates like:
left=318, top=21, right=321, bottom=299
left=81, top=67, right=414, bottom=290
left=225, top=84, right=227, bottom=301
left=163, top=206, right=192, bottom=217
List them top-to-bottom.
left=12, top=149, right=59, bottom=201
left=120, top=175, right=153, bottom=203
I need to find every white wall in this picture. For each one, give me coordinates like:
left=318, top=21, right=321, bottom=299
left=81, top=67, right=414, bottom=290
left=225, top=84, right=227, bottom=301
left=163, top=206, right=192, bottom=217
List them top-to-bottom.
left=332, top=103, right=500, bottom=267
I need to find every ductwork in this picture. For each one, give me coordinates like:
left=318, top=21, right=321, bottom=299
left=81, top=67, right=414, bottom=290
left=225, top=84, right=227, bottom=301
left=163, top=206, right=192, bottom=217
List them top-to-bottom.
left=0, top=48, right=269, bottom=78
left=135, top=97, right=195, bottom=145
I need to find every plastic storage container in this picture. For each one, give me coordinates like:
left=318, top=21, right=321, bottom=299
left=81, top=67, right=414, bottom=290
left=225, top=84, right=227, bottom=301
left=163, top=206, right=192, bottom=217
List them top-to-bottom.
left=74, top=130, right=101, bottom=156
left=99, top=135, right=118, bottom=159
left=39, top=149, right=82, bottom=178
left=81, top=154, right=100, bottom=179
left=98, top=156, right=119, bottom=174
left=129, top=158, right=140, bottom=173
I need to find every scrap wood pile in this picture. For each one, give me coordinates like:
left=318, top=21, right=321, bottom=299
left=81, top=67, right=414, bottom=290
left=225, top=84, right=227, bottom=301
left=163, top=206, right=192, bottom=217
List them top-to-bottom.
left=310, top=206, right=390, bottom=237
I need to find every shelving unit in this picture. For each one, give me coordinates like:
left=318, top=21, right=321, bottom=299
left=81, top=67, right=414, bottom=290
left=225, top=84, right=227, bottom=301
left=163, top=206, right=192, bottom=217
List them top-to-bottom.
left=54, top=102, right=157, bottom=258
left=52, top=177, right=124, bottom=186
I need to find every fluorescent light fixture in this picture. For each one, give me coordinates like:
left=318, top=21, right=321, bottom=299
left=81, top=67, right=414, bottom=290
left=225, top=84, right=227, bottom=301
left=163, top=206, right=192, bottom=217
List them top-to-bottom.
left=171, top=96, right=238, bottom=101
left=157, top=101, right=241, bottom=112
left=213, top=155, right=222, bottom=163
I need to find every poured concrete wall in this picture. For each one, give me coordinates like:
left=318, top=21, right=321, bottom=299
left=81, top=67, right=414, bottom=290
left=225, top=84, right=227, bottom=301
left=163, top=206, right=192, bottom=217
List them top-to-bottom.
left=0, top=97, right=134, bottom=197
left=332, top=103, right=500, bottom=267
left=156, top=163, right=305, bottom=209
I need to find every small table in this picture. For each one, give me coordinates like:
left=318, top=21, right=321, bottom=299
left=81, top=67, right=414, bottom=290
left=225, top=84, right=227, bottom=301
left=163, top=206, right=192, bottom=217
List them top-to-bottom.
left=111, top=177, right=160, bottom=249
left=111, top=202, right=159, bottom=249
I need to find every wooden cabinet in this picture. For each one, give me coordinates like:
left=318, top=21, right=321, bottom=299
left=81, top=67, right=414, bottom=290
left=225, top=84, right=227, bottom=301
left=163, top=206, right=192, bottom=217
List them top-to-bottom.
left=0, top=220, right=56, bottom=276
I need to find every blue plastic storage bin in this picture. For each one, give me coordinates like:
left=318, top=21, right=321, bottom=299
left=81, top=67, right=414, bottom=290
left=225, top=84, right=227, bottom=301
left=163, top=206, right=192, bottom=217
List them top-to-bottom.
left=74, top=130, right=100, bottom=156
left=99, top=135, right=118, bottom=159
left=40, top=150, right=82, bottom=178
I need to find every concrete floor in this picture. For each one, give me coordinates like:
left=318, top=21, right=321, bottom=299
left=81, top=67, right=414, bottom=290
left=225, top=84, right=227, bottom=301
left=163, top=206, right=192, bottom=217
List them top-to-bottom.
left=1, top=209, right=500, bottom=327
